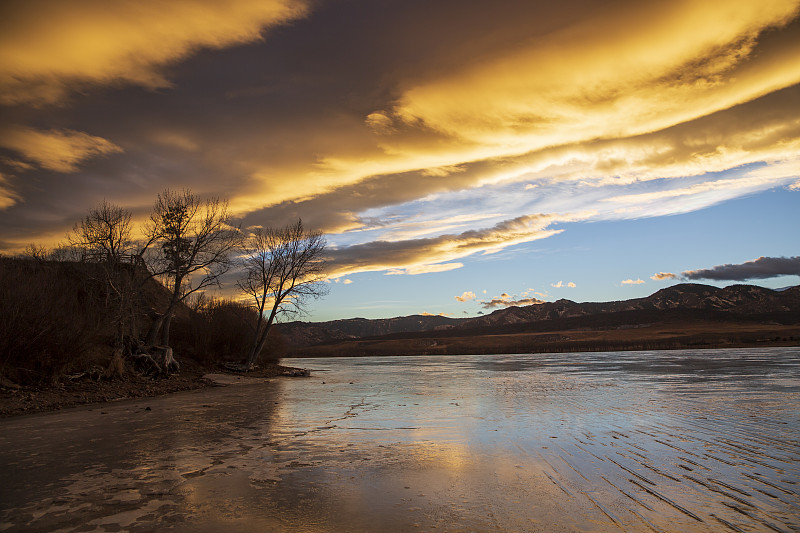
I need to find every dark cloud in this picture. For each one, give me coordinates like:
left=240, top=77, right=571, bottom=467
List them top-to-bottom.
left=682, top=256, right=800, bottom=280
left=481, top=297, right=545, bottom=309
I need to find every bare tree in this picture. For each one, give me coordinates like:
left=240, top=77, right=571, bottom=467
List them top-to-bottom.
left=143, top=188, right=243, bottom=347
left=68, top=200, right=132, bottom=263
left=65, top=201, right=140, bottom=349
left=238, top=219, right=327, bottom=368
left=22, top=243, right=50, bottom=262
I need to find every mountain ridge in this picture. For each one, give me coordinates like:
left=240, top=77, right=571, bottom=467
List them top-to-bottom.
left=278, top=283, right=800, bottom=350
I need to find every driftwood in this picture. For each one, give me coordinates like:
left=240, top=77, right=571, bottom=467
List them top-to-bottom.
left=127, top=339, right=179, bottom=375
left=220, top=361, right=310, bottom=377
left=222, top=361, right=252, bottom=373
left=281, top=368, right=310, bottom=377
left=0, top=375, right=21, bottom=389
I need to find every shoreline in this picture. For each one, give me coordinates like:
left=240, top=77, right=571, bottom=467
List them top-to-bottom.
left=4, top=341, right=797, bottom=418
left=0, top=362, right=306, bottom=419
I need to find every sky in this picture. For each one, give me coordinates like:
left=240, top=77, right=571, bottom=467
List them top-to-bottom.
left=1, top=0, right=799, bottom=321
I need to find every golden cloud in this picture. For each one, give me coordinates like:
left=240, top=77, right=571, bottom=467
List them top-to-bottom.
left=0, top=0, right=308, bottom=105
left=390, top=1, right=800, bottom=148
left=227, top=31, right=800, bottom=226
left=0, top=127, right=122, bottom=172
left=455, top=291, right=476, bottom=302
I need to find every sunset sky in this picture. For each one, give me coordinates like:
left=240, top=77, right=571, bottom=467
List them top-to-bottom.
left=1, top=0, right=799, bottom=321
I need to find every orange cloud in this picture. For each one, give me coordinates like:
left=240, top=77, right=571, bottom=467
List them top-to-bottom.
left=0, top=0, right=308, bottom=105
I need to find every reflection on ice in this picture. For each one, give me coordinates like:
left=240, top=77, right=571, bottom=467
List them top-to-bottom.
left=1, top=347, right=798, bottom=532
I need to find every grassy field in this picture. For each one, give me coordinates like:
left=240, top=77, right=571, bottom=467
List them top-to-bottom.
left=292, top=319, right=800, bottom=357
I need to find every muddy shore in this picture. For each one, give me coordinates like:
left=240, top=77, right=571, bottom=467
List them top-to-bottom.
left=0, top=360, right=305, bottom=418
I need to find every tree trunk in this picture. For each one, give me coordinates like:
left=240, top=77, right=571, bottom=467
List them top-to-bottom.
left=146, top=277, right=182, bottom=347
left=246, top=304, right=279, bottom=368
left=161, top=312, right=173, bottom=346
left=247, top=313, right=264, bottom=367
left=145, top=314, right=165, bottom=346
left=248, top=320, right=279, bottom=368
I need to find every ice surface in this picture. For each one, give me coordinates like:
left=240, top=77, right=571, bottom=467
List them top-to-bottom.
left=1, top=347, right=798, bottom=532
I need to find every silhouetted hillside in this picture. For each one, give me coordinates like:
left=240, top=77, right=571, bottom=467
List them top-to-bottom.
left=0, top=257, right=276, bottom=385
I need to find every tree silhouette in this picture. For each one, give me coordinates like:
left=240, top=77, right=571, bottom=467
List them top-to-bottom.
left=143, top=189, right=242, bottom=347
left=68, top=200, right=132, bottom=264
left=238, top=219, right=327, bottom=368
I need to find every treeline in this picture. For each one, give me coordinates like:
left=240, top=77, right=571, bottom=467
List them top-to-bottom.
left=0, top=190, right=325, bottom=385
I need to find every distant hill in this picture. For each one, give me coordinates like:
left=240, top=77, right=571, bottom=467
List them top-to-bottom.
left=280, top=283, right=800, bottom=356
left=279, top=314, right=460, bottom=347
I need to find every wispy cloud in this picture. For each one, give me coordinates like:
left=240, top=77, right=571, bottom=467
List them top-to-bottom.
left=0, top=127, right=122, bottom=172
left=602, top=161, right=800, bottom=206
left=0, top=173, right=19, bottom=210
left=326, top=213, right=583, bottom=278
left=682, top=256, right=800, bottom=280
left=386, top=262, right=463, bottom=276
left=551, top=280, right=576, bottom=288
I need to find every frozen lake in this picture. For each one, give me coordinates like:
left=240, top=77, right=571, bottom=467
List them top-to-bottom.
left=1, top=347, right=799, bottom=532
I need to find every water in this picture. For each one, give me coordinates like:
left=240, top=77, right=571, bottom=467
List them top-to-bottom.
left=1, top=348, right=798, bottom=532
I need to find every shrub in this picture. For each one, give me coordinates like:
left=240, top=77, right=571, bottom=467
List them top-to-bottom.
left=0, top=258, right=106, bottom=384
left=171, top=298, right=287, bottom=364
